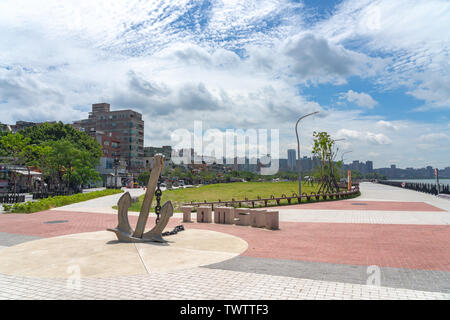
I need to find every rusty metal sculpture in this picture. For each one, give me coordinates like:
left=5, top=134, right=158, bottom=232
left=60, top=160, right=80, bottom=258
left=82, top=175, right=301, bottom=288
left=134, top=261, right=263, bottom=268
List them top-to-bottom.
left=107, top=154, right=173, bottom=243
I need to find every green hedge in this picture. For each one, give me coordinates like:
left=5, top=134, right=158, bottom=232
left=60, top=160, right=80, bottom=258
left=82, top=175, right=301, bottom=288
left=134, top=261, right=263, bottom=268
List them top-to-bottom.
left=3, top=189, right=124, bottom=214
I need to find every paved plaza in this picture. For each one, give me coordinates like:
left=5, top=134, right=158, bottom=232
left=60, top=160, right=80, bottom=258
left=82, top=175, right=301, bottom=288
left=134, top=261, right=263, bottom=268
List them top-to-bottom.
left=0, top=183, right=449, bottom=300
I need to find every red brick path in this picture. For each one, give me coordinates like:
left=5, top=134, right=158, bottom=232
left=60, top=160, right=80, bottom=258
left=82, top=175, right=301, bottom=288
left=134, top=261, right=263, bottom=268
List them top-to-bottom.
left=1, top=210, right=449, bottom=271
left=189, top=222, right=450, bottom=271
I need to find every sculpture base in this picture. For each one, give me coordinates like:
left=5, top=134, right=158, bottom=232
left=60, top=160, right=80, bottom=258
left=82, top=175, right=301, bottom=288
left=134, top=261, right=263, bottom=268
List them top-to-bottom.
left=107, top=228, right=166, bottom=243
left=0, top=229, right=248, bottom=279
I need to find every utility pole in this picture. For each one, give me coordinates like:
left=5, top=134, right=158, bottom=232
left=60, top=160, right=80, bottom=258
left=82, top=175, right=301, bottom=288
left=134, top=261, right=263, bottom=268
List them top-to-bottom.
left=114, top=158, right=119, bottom=188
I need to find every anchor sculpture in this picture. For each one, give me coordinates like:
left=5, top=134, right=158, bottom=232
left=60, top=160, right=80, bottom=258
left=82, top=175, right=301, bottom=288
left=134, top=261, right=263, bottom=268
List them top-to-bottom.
left=107, top=154, right=174, bottom=243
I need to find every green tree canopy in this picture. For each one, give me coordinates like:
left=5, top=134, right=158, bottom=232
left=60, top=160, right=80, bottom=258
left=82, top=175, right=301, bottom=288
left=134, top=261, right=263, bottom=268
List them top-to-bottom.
left=20, top=122, right=102, bottom=162
left=1, top=123, right=102, bottom=192
left=42, top=139, right=100, bottom=190
left=137, top=171, right=150, bottom=186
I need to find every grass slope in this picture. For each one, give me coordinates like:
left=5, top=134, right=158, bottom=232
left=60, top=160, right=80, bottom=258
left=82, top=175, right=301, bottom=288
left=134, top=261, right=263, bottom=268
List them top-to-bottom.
left=124, top=181, right=354, bottom=212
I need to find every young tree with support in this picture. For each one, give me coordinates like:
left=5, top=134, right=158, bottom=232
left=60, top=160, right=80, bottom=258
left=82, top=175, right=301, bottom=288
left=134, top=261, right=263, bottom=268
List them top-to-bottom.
left=311, top=131, right=341, bottom=194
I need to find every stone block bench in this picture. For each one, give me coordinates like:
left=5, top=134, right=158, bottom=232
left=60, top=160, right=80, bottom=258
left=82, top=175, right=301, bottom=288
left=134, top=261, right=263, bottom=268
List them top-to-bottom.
left=180, top=206, right=194, bottom=223
left=183, top=206, right=279, bottom=230
left=197, top=206, right=212, bottom=223
left=214, top=206, right=235, bottom=224
left=234, top=208, right=251, bottom=226
left=249, top=209, right=266, bottom=228
left=265, top=210, right=279, bottom=230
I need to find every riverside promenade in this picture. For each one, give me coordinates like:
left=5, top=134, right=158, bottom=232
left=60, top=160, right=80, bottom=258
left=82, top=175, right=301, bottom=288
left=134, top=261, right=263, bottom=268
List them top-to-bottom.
left=0, top=182, right=449, bottom=300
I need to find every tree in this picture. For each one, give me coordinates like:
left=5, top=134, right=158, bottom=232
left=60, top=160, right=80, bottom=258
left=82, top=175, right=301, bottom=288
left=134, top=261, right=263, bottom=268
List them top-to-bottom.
left=2, top=122, right=103, bottom=192
left=20, top=122, right=102, bottom=163
left=311, top=131, right=340, bottom=193
left=0, top=133, right=32, bottom=193
left=0, top=133, right=31, bottom=161
left=41, top=140, right=100, bottom=192
left=186, top=170, right=195, bottom=184
left=137, top=171, right=150, bottom=186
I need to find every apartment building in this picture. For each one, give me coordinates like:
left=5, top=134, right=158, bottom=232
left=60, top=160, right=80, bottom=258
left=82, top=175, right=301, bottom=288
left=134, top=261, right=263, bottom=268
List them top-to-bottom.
left=73, top=103, right=145, bottom=175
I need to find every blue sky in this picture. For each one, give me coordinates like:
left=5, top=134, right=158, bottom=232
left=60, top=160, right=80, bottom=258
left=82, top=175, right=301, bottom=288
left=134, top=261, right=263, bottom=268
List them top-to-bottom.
left=0, top=0, right=449, bottom=169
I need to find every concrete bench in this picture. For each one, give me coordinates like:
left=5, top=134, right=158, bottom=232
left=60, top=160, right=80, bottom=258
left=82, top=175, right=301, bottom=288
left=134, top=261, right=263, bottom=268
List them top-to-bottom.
left=180, top=206, right=194, bottom=223
left=197, top=206, right=212, bottom=223
left=214, top=207, right=235, bottom=224
left=235, top=208, right=251, bottom=226
left=249, top=209, right=266, bottom=228
left=265, top=210, right=279, bottom=230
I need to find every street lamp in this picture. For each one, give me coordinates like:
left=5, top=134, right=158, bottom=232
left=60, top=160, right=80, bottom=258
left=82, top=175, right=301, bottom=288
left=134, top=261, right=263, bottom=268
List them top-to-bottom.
left=295, top=111, right=319, bottom=196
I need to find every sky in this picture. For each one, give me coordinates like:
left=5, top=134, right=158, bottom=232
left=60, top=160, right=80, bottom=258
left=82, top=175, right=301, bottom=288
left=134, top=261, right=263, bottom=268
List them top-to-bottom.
left=0, top=0, right=449, bottom=169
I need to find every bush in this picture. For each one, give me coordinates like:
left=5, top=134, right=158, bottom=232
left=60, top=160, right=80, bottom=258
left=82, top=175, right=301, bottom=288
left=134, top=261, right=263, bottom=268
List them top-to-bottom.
left=4, top=189, right=123, bottom=214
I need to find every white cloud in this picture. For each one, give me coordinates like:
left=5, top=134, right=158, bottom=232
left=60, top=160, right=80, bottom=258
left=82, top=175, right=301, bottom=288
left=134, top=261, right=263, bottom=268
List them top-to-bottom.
left=0, top=0, right=449, bottom=169
left=312, top=0, right=450, bottom=109
left=282, top=33, right=384, bottom=84
left=340, top=90, right=377, bottom=109
left=375, top=120, right=399, bottom=130
left=336, top=128, right=392, bottom=145
left=417, top=133, right=450, bottom=143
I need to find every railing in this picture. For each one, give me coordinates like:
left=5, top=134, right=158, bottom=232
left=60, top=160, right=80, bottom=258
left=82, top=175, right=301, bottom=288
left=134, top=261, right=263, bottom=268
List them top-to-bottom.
left=378, top=180, right=450, bottom=195
left=185, top=186, right=360, bottom=210
left=32, top=191, right=75, bottom=199
left=0, top=194, right=26, bottom=204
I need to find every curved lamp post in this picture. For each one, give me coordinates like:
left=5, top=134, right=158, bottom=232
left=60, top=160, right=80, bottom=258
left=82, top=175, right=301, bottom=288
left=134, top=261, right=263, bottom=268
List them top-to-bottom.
left=295, top=111, right=320, bottom=196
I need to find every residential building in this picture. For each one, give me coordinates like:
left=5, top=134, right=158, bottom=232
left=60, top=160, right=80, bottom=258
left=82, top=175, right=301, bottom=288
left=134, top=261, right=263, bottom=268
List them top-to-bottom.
left=73, top=103, right=145, bottom=175
left=5, top=121, right=57, bottom=133
left=0, top=123, right=12, bottom=133
left=91, top=130, right=121, bottom=159
left=144, top=146, right=172, bottom=160
left=287, top=149, right=296, bottom=170
left=300, top=156, right=312, bottom=172
left=278, top=159, right=288, bottom=171
left=366, top=161, right=373, bottom=173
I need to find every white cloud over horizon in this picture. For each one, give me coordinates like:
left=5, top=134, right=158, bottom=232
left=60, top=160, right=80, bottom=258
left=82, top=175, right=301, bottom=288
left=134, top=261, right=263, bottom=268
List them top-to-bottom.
left=0, top=0, right=449, bottom=169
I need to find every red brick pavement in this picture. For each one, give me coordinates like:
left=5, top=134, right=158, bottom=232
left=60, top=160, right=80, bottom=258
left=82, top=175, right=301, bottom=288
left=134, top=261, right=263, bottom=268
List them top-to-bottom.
left=271, top=200, right=445, bottom=211
left=0, top=210, right=449, bottom=271
left=0, top=211, right=136, bottom=238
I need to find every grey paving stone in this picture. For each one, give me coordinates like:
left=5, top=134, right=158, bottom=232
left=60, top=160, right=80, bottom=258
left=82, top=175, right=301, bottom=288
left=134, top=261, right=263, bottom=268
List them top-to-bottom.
left=0, top=232, right=41, bottom=247
left=204, top=256, right=450, bottom=293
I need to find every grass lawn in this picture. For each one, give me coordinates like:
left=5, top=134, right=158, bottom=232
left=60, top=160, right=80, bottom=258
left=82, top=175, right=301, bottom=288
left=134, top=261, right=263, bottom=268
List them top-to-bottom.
left=122, top=181, right=357, bottom=212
